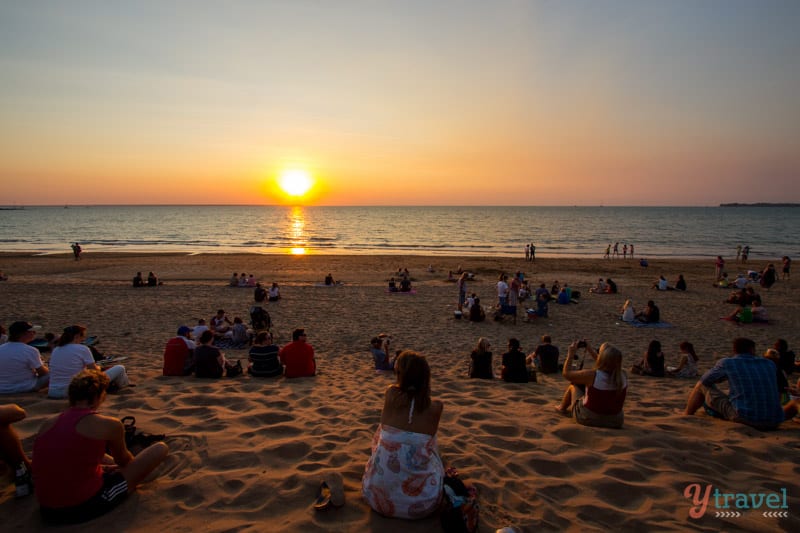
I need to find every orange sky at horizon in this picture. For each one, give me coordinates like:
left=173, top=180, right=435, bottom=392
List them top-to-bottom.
left=1, top=2, right=798, bottom=207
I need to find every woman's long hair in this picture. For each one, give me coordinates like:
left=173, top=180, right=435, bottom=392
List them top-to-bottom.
left=58, top=325, right=87, bottom=347
left=474, top=337, right=490, bottom=355
left=680, top=341, right=698, bottom=362
left=595, top=343, right=626, bottom=392
left=393, top=350, right=432, bottom=413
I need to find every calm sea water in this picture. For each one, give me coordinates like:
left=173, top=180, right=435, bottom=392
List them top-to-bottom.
left=0, top=205, right=797, bottom=259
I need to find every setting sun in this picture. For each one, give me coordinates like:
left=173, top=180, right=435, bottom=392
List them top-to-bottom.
left=279, top=169, right=313, bottom=197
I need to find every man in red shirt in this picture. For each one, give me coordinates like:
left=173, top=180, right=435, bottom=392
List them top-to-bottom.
left=279, top=328, right=316, bottom=378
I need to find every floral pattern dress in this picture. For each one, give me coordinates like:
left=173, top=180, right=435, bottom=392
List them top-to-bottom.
left=362, top=424, right=444, bottom=519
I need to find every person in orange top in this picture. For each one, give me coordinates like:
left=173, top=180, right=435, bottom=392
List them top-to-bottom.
left=279, top=328, right=316, bottom=378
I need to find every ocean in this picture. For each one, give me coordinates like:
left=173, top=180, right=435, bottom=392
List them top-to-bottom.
left=0, top=205, right=797, bottom=259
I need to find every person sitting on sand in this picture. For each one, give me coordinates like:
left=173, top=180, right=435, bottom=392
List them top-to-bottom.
left=760, top=264, right=777, bottom=289
left=0, top=271, right=7, bottom=281
left=147, top=271, right=159, bottom=286
left=132, top=272, right=144, bottom=288
left=229, top=272, right=239, bottom=287
left=715, top=272, right=729, bottom=288
left=238, top=273, right=247, bottom=287
left=324, top=273, right=335, bottom=286
left=732, top=273, right=749, bottom=289
left=246, top=274, right=257, bottom=287
left=674, top=274, right=687, bottom=291
left=652, top=275, right=669, bottom=291
left=399, top=276, right=412, bottom=292
left=387, top=277, right=398, bottom=292
left=589, top=278, right=607, bottom=294
left=605, top=278, right=618, bottom=294
left=551, top=280, right=561, bottom=298
left=254, top=282, right=267, bottom=303
left=268, top=282, right=281, bottom=301
left=557, top=287, right=571, bottom=305
left=468, top=297, right=485, bottom=322
left=620, top=299, right=636, bottom=322
left=635, top=300, right=660, bottom=323
left=210, top=309, right=233, bottom=335
left=227, top=316, right=251, bottom=347
left=192, top=318, right=209, bottom=340
left=0, top=321, right=50, bottom=394
left=48, top=325, right=131, bottom=398
left=163, top=326, right=196, bottom=376
left=279, top=328, right=316, bottom=378
left=194, top=330, right=238, bottom=378
left=248, top=331, right=282, bottom=377
left=371, top=334, right=398, bottom=371
left=527, top=335, right=560, bottom=374
left=469, top=337, right=493, bottom=379
left=685, top=337, right=797, bottom=430
left=501, top=338, right=528, bottom=383
left=774, top=339, right=795, bottom=376
left=557, top=340, right=628, bottom=428
left=630, top=340, right=665, bottom=377
left=667, top=341, right=699, bottom=378
left=763, top=348, right=789, bottom=397
left=362, top=351, right=444, bottom=519
left=33, top=369, right=169, bottom=524
left=1, top=403, right=33, bottom=497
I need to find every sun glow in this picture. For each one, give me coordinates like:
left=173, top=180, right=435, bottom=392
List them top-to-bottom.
left=279, top=169, right=313, bottom=197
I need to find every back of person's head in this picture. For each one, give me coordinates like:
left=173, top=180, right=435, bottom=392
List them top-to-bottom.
left=647, top=300, right=655, bottom=307
left=216, top=309, right=225, bottom=316
left=233, top=316, right=243, bottom=324
left=198, top=318, right=206, bottom=325
left=58, top=325, right=87, bottom=347
left=292, top=328, right=305, bottom=341
left=199, top=330, right=214, bottom=344
left=255, top=331, right=271, bottom=344
left=542, top=335, right=551, bottom=344
left=370, top=337, right=381, bottom=347
left=476, top=337, right=490, bottom=353
left=733, top=337, right=756, bottom=355
left=508, top=338, right=520, bottom=350
left=775, top=339, right=789, bottom=353
left=647, top=340, right=662, bottom=356
left=679, top=341, right=697, bottom=360
left=595, top=343, right=625, bottom=391
left=394, top=350, right=431, bottom=412
left=68, top=369, right=110, bottom=407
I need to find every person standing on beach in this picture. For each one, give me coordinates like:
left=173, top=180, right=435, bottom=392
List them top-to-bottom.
left=71, top=242, right=82, bottom=261
left=612, top=242, right=619, bottom=258
left=530, top=243, right=536, bottom=262
left=622, top=243, right=627, bottom=259
left=629, top=243, right=634, bottom=258
left=525, top=244, right=530, bottom=261
left=603, top=244, right=611, bottom=259
left=736, top=244, right=742, bottom=261
left=741, top=245, right=750, bottom=263
left=714, top=256, right=725, bottom=281
left=782, top=256, right=791, bottom=280
left=456, top=272, right=468, bottom=312
left=497, top=274, right=509, bottom=307
left=279, top=328, right=316, bottom=378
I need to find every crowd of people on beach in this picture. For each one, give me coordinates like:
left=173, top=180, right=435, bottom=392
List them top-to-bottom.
left=1, top=250, right=798, bottom=528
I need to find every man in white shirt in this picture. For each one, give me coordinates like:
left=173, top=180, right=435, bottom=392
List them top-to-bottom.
left=497, top=275, right=509, bottom=307
left=0, top=322, right=49, bottom=394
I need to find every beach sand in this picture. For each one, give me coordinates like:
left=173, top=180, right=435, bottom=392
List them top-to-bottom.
left=1, top=252, right=798, bottom=532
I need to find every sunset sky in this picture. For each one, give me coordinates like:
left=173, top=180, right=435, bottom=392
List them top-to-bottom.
left=1, top=1, right=798, bottom=206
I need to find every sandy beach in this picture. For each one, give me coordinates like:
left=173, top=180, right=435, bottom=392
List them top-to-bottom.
left=1, top=252, right=798, bottom=532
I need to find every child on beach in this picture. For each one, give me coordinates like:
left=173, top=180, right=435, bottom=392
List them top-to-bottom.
left=667, top=341, right=699, bottom=378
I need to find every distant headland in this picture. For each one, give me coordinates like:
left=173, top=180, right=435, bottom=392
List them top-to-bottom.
left=720, top=203, right=800, bottom=207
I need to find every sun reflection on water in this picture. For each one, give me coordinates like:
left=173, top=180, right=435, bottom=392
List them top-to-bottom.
left=288, top=206, right=307, bottom=255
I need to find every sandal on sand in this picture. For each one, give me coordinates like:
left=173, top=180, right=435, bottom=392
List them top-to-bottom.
left=554, top=405, right=569, bottom=416
left=324, top=472, right=345, bottom=508
left=314, top=482, right=332, bottom=511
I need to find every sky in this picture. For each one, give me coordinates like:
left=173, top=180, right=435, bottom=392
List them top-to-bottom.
left=1, top=0, right=799, bottom=206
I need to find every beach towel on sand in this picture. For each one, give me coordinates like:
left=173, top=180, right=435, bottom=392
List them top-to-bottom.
left=628, top=321, right=673, bottom=328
